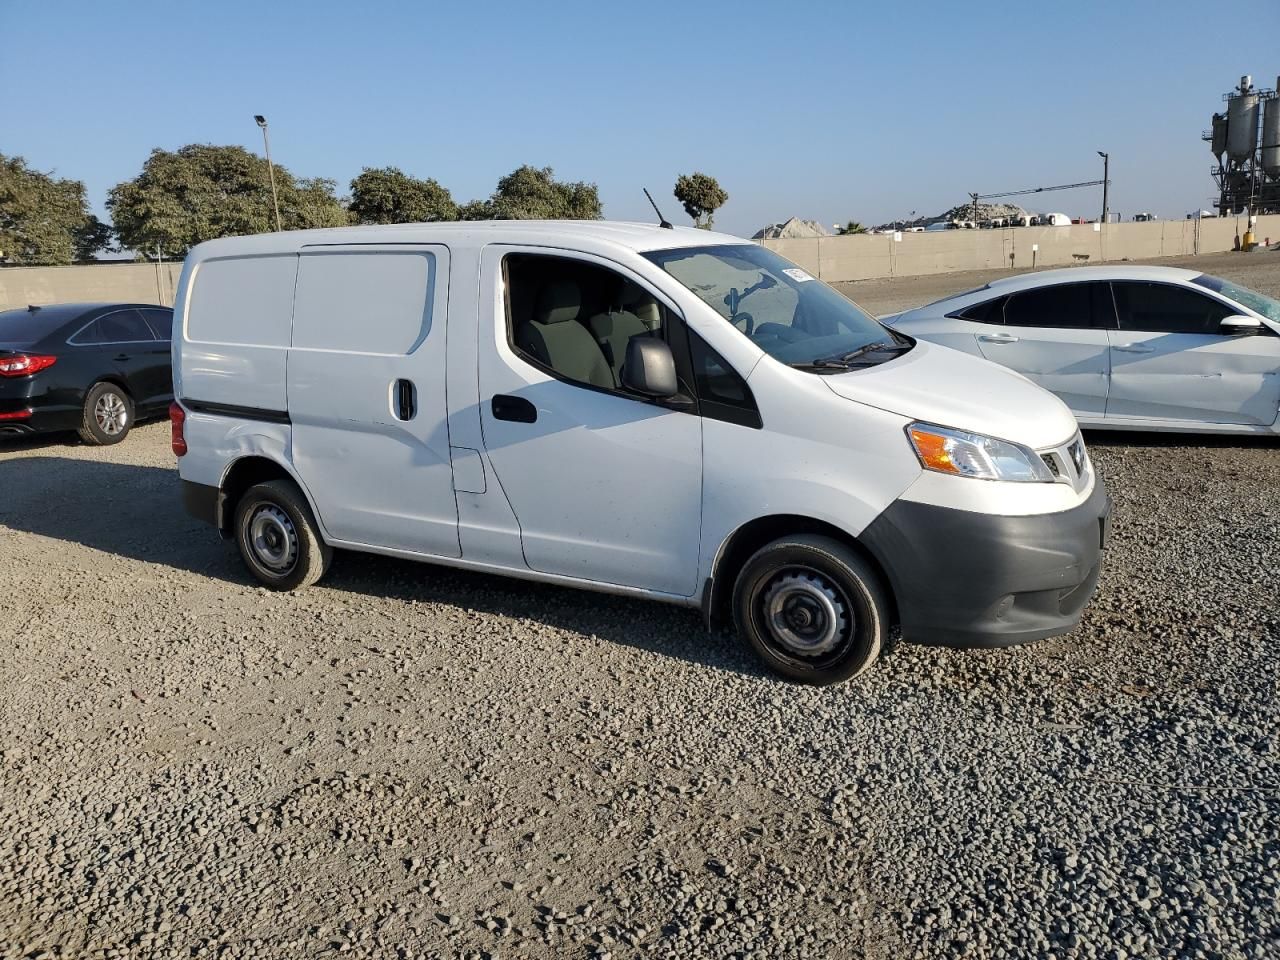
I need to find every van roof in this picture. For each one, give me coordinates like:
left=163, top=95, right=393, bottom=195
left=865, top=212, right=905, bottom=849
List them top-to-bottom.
left=184, top=220, right=752, bottom=263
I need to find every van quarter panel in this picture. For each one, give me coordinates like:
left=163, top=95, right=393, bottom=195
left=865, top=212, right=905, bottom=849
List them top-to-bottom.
left=286, top=245, right=460, bottom=557
left=180, top=254, right=298, bottom=413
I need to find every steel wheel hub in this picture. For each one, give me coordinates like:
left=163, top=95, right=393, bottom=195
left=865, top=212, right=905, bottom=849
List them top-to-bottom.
left=95, top=393, right=128, bottom=435
left=248, top=505, right=298, bottom=573
left=762, top=571, right=850, bottom=656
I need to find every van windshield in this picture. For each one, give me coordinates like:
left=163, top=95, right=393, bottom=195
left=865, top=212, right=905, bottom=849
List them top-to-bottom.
left=643, top=244, right=911, bottom=371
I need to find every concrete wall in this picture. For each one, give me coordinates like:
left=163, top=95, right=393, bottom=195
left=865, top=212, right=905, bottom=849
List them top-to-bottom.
left=1, top=214, right=1278, bottom=309
left=761, top=214, right=1280, bottom=284
left=0, top=262, right=180, bottom=310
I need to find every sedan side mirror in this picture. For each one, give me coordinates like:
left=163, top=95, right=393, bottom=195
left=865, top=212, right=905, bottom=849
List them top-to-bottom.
left=1220, top=315, right=1263, bottom=336
left=621, top=337, right=678, bottom=398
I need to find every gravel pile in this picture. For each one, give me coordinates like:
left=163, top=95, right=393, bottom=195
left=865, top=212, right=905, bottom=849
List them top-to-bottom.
left=0, top=413, right=1276, bottom=957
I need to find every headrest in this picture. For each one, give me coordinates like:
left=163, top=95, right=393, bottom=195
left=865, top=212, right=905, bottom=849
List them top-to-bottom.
left=535, top=281, right=581, bottom=325
left=621, top=283, right=661, bottom=327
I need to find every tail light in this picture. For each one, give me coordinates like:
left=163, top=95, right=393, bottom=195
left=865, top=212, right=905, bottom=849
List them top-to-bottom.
left=0, top=354, right=57, bottom=377
left=169, top=401, right=187, bottom=456
left=0, top=408, right=32, bottom=421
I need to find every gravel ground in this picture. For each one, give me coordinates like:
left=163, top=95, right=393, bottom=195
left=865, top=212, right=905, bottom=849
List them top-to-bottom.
left=1, top=264, right=1278, bottom=958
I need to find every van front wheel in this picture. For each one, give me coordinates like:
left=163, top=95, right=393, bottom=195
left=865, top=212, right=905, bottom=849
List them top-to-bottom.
left=234, top=480, right=332, bottom=591
left=732, top=534, right=888, bottom=685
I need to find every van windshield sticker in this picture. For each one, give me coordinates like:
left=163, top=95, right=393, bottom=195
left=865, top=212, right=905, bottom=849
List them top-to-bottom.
left=782, top=268, right=814, bottom=283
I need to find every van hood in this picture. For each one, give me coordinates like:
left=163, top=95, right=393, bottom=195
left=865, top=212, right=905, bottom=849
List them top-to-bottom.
left=820, top=340, right=1078, bottom=449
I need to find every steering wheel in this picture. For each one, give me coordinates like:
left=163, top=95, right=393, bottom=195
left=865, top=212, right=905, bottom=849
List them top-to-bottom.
left=731, top=311, right=754, bottom=336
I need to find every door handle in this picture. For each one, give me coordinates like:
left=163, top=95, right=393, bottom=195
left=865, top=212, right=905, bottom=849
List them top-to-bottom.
left=979, top=333, right=1019, bottom=343
left=1114, top=343, right=1155, bottom=354
left=113, top=353, right=132, bottom=361
left=394, top=378, right=417, bottom=420
left=492, top=394, right=537, bottom=423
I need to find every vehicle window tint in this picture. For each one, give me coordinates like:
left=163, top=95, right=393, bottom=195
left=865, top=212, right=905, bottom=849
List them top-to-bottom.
left=294, top=251, right=435, bottom=354
left=504, top=253, right=670, bottom=396
left=1112, top=281, right=1234, bottom=334
left=1003, top=284, right=1094, bottom=328
left=951, top=297, right=1005, bottom=324
left=140, top=308, right=174, bottom=341
left=75, top=309, right=153, bottom=344
left=688, top=330, right=761, bottom=428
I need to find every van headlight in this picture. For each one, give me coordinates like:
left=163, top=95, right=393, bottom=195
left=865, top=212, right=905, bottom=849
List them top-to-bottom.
left=907, top=422, right=1054, bottom=482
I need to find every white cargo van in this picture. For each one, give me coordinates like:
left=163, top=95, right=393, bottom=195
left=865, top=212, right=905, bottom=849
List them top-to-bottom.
left=171, top=222, right=1109, bottom=684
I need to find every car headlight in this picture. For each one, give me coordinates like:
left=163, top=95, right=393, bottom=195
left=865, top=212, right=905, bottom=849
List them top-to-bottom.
left=907, top=422, right=1054, bottom=482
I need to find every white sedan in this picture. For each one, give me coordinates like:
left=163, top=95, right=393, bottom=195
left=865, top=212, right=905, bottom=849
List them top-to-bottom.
left=883, top=266, right=1280, bottom=434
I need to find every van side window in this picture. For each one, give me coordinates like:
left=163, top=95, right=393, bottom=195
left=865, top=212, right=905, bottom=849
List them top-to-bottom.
left=294, top=251, right=435, bottom=354
left=504, top=253, right=668, bottom=394
left=188, top=255, right=297, bottom=347
left=688, top=330, right=761, bottom=428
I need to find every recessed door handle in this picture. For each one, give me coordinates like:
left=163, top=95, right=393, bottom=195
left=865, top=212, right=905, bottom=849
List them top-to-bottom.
left=979, top=333, right=1019, bottom=343
left=1114, top=343, right=1155, bottom=354
left=113, top=353, right=132, bottom=361
left=394, top=378, right=417, bottom=420
left=491, top=394, right=537, bottom=423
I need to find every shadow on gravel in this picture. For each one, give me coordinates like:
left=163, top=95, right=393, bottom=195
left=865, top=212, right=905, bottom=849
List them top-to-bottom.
left=1083, top=428, right=1280, bottom=450
left=0, top=431, right=84, bottom=453
left=0, top=457, right=763, bottom=679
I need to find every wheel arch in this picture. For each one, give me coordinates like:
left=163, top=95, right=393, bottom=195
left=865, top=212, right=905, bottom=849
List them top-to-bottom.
left=217, top=455, right=317, bottom=537
left=703, top=514, right=898, bottom=632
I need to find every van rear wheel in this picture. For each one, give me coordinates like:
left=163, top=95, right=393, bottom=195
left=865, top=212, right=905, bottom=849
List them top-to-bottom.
left=234, top=480, right=331, bottom=591
left=732, top=534, right=887, bottom=685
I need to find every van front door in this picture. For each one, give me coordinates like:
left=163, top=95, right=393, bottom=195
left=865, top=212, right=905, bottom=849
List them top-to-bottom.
left=287, top=245, right=459, bottom=556
left=476, top=247, right=702, bottom=597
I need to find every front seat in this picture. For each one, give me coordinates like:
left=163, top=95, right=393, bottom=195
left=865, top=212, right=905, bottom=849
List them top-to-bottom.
left=516, top=280, right=614, bottom=389
left=588, top=284, right=661, bottom=381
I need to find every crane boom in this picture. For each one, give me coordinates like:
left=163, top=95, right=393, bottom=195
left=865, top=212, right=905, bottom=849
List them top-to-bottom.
left=966, top=178, right=1109, bottom=225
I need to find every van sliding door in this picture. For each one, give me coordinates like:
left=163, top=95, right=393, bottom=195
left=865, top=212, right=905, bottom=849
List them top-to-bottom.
left=287, top=244, right=459, bottom=556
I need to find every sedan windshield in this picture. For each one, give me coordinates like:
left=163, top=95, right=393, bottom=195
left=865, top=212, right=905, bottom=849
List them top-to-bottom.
left=644, top=244, right=910, bottom=370
left=1191, top=274, right=1280, bottom=323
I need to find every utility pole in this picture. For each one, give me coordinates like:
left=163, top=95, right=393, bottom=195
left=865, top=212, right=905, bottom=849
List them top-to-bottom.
left=254, top=115, right=282, bottom=232
left=1097, top=151, right=1110, bottom=224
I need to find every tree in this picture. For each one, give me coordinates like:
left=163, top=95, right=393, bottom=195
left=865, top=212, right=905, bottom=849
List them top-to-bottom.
left=108, top=145, right=349, bottom=258
left=0, top=154, right=111, bottom=264
left=462, top=165, right=602, bottom=220
left=349, top=166, right=457, bottom=224
left=673, top=172, right=728, bottom=229
left=837, top=221, right=868, bottom=235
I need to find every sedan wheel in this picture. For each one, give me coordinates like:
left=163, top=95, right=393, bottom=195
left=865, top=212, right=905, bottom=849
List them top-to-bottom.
left=78, top=382, right=134, bottom=446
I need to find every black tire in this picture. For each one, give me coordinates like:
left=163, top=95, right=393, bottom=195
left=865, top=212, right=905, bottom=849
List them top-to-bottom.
left=78, top=382, right=134, bottom=445
left=233, top=480, right=332, bottom=591
left=732, top=534, right=889, bottom=685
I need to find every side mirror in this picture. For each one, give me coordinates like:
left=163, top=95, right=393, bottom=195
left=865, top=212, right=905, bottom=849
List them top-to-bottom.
left=1220, top=315, right=1263, bottom=336
left=621, top=337, right=678, bottom=398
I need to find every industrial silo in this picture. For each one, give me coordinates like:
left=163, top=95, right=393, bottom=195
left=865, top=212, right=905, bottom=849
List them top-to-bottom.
left=1227, top=75, right=1260, bottom=162
left=1263, top=83, right=1280, bottom=179
left=1210, top=112, right=1228, bottom=161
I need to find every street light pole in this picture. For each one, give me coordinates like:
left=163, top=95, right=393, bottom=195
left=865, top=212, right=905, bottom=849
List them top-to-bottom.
left=255, top=115, right=282, bottom=233
left=1097, top=151, right=1110, bottom=224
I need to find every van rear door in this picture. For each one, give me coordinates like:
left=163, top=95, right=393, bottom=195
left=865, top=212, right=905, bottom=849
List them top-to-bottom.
left=287, top=245, right=459, bottom=557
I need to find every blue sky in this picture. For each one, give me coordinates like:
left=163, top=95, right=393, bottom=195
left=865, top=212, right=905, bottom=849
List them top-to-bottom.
left=3, top=0, right=1275, bottom=236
